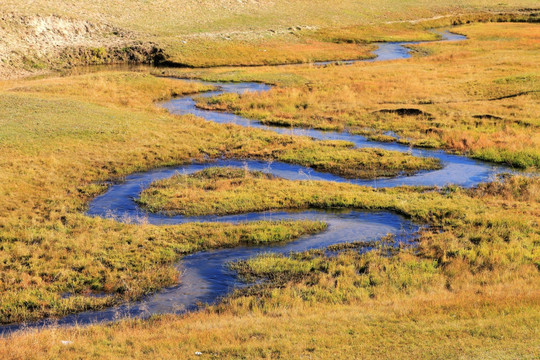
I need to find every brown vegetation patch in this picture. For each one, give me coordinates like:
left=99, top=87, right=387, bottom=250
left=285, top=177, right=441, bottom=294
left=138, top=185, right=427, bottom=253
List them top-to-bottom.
left=375, top=108, right=433, bottom=118
left=472, top=114, right=504, bottom=120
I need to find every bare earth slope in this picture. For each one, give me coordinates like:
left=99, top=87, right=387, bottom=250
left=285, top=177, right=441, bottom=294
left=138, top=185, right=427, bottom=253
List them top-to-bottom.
left=0, top=14, right=165, bottom=79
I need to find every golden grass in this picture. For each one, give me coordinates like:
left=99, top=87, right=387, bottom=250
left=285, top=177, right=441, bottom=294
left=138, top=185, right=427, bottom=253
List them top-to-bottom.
left=1, top=0, right=538, bottom=75
left=0, top=12, right=538, bottom=358
left=169, top=22, right=540, bottom=169
left=162, top=37, right=376, bottom=67
left=0, top=69, right=441, bottom=323
left=1, top=71, right=213, bottom=111
left=1, top=284, right=538, bottom=359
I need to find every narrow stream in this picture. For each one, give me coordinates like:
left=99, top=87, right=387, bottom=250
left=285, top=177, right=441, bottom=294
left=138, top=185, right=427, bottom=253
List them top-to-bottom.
left=1, top=29, right=512, bottom=335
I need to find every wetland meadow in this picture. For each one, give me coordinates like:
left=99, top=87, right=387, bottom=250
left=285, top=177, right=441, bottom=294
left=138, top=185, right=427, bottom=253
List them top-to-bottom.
left=0, top=1, right=538, bottom=359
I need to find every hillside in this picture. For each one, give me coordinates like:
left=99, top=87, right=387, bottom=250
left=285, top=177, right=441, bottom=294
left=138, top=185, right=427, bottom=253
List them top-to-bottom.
left=1, top=0, right=538, bottom=78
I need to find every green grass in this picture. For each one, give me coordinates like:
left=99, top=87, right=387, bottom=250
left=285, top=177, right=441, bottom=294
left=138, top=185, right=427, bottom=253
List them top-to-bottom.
left=0, top=218, right=326, bottom=324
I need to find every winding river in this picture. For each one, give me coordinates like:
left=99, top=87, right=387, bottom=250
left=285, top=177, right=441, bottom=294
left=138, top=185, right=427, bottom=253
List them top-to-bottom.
left=1, top=30, right=512, bottom=335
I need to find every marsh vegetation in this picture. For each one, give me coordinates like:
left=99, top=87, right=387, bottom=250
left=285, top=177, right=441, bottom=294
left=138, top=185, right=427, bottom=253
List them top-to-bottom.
left=0, top=2, right=538, bottom=358
left=190, top=23, right=540, bottom=170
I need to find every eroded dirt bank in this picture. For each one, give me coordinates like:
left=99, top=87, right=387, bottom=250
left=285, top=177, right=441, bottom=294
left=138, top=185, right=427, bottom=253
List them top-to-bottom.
left=0, top=14, right=165, bottom=79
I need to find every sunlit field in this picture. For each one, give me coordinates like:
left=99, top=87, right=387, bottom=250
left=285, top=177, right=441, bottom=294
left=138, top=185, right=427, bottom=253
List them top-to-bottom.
left=1, top=0, right=538, bottom=74
left=0, top=1, right=539, bottom=358
left=185, top=23, right=540, bottom=170
left=1, top=71, right=439, bottom=324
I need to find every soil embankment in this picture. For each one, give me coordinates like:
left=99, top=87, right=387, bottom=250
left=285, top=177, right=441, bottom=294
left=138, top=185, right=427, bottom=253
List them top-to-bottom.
left=0, top=14, right=165, bottom=79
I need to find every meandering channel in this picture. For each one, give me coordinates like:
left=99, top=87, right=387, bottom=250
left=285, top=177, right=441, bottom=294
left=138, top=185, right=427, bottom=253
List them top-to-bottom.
left=1, top=29, right=512, bottom=335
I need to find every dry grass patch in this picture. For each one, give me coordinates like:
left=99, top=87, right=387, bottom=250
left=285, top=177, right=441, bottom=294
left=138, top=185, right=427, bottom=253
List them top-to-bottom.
left=1, top=284, right=538, bottom=359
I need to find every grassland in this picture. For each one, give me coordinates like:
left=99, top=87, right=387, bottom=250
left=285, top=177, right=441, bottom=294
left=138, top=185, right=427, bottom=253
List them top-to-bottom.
left=1, top=0, right=539, bottom=77
left=3, top=0, right=538, bottom=39
left=0, top=2, right=539, bottom=358
left=186, top=22, right=540, bottom=170
left=0, top=70, right=442, bottom=324
left=1, top=170, right=538, bottom=358
left=0, top=290, right=538, bottom=359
